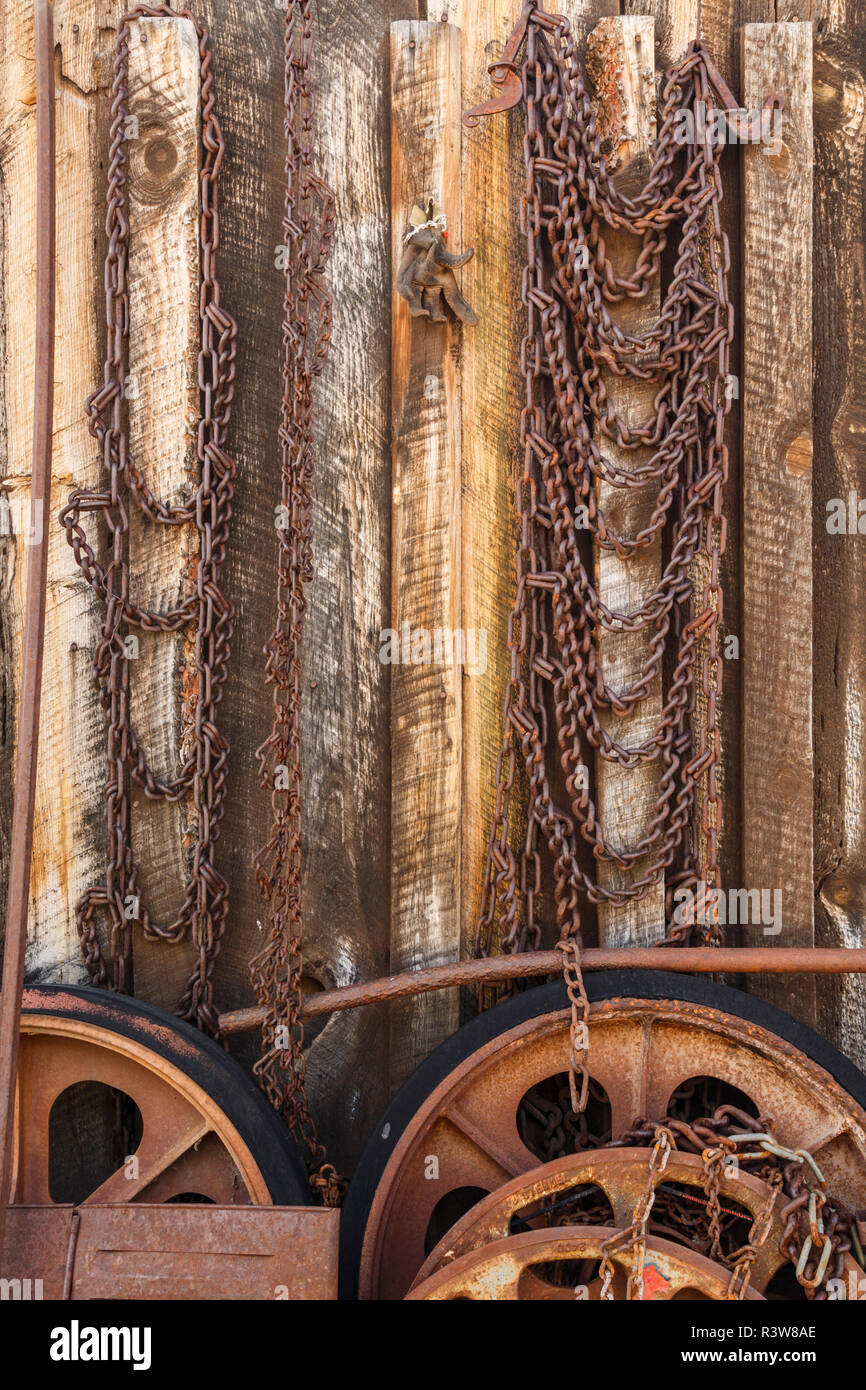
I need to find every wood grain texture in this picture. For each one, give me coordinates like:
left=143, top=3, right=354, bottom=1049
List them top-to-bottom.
left=0, top=0, right=116, bottom=986
left=0, top=0, right=411, bottom=1171
left=209, top=0, right=416, bottom=1170
left=449, top=0, right=524, bottom=972
left=452, top=0, right=614, bottom=966
left=622, top=0, right=697, bottom=66
left=694, top=0, right=772, bottom=937
left=786, top=0, right=866, bottom=1064
left=125, top=16, right=201, bottom=1009
left=587, top=16, right=665, bottom=946
left=389, top=19, right=463, bottom=1086
left=741, top=22, right=815, bottom=1024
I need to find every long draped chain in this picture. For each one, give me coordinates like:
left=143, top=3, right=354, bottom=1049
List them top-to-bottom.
left=475, top=5, right=733, bottom=967
left=60, top=6, right=236, bottom=1036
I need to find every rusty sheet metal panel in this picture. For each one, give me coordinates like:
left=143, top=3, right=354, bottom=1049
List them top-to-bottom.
left=4, top=1205, right=339, bottom=1301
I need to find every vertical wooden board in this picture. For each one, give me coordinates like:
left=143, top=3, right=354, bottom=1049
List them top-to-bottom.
left=0, top=0, right=117, bottom=985
left=212, top=0, right=415, bottom=1171
left=449, top=0, right=524, bottom=971
left=452, top=0, right=615, bottom=964
left=622, top=0, right=698, bottom=66
left=691, top=0, right=774, bottom=927
left=792, top=0, right=866, bottom=1065
left=305, top=1, right=417, bottom=1153
left=125, top=16, right=201, bottom=1009
left=587, top=16, right=665, bottom=947
left=389, top=19, right=463, bottom=1087
left=742, top=22, right=815, bottom=1023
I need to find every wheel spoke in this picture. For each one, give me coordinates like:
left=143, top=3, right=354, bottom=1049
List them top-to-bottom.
left=14, top=996, right=301, bottom=1209
left=442, top=1103, right=534, bottom=1179
left=83, top=1115, right=212, bottom=1204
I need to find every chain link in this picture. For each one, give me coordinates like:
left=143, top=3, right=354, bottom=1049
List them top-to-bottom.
left=248, top=0, right=342, bottom=1204
left=472, top=3, right=734, bottom=983
left=60, top=6, right=236, bottom=1035
left=556, top=936, right=590, bottom=1113
left=615, top=1112, right=859, bottom=1298
left=599, top=1125, right=672, bottom=1299
left=725, top=1169, right=781, bottom=1300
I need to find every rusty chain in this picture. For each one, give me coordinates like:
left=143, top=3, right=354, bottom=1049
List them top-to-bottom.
left=248, top=0, right=342, bottom=1204
left=470, top=4, right=735, bottom=1092
left=60, top=6, right=236, bottom=1036
left=556, top=936, right=590, bottom=1113
left=612, top=1107, right=860, bottom=1299
left=599, top=1125, right=673, bottom=1299
left=725, top=1168, right=781, bottom=1300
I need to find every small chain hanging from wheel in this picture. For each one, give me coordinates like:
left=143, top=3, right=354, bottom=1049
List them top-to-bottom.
left=249, top=0, right=342, bottom=1206
left=466, top=4, right=739, bottom=1086
left=60, top=7, right=236, bottom=1037
left=615, top=1109, right=859, bottom=1298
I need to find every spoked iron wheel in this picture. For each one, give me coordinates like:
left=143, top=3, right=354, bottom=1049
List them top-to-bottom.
left=341, top=972, right=866, bottom=1299
left=15, top=985, right=308, bottom=1207
left=408, top=1147, right=864, bottom=1300
left=408, top=1228, right=764, bottom=1301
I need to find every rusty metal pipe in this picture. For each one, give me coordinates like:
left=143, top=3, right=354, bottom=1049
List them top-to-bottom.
left=0, top=0, right=55, bottom=1267
left=217, top=947, right=866, bottom=1036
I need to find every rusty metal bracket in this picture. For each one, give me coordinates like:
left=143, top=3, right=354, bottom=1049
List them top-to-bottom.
left=462, top=0, right=537, bottom=127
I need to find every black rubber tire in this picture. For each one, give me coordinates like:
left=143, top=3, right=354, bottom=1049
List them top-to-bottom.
left=340, top=969, right=866, bottom=1298
left=21, top=982, right=309, bottom=1206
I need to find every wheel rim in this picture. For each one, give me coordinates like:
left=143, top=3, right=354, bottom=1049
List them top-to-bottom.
left=16, top=987, right=307, bottom=1207
left=355, top=996, right=866, bottom=1299
left=410, top=1148, right=792, bottom=1295
left=406, top=1226, right=766, bottom=1301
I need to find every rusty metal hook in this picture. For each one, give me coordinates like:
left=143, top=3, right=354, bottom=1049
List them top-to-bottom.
left=462, top=0, right=535, bottom=128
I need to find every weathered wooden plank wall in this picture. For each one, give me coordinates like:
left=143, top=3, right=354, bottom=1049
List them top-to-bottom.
left=0, top=0, right=114, bottom=989
left=0, top=0, right=417, bottom=1173
left=2, top=0, right=866, bottom=1175
left=588, top=15, right=666, bottom=947
left=125, top=17, right=202, bottom=1008
left=390, top=19, right=463, bottom=1084
left=742, top=21, right=815, bottom=1024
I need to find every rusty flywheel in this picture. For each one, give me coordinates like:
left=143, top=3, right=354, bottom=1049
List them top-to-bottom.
left=340, top=974, right=866, bottom=1300
left=15, top=986, right=308, bottom=1208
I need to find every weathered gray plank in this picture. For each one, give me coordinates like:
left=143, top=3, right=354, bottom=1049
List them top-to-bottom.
left=0, top=0, right=115, bottom=986
left=212, top=0, right=416, bottom=1168
left=125, top=15, right=201, bottom=1009
left=587, top=15, right=666, bottom=947
left=389, top=19, right=463, bottom=1087
left=742, top=21, right=815, bottom=1024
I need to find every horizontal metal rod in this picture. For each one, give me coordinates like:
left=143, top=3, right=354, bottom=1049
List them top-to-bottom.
left=217, top=947, right=866, bottom=1036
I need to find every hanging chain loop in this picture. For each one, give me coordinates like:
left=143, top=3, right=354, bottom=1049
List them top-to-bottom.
left=470, top=4, right=733, bottom=969
left=60, top=6, right=236, bottom=1035
left=599, top=1125, right=673, bottom=1299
